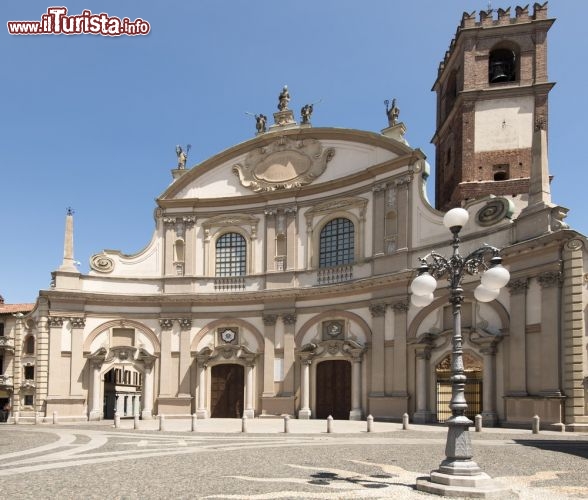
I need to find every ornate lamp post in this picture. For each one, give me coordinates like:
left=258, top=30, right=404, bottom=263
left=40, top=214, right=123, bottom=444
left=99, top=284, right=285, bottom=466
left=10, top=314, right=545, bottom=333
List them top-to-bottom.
left=413, top=208, right=512, bottom=497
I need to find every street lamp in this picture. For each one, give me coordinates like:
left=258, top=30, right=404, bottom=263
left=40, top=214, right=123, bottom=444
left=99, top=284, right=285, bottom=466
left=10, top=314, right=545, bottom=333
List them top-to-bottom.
left=413, top=208, right=512, bottom=497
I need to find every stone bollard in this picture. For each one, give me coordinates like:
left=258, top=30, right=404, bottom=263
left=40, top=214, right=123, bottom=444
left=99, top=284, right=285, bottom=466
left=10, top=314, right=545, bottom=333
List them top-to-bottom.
left=14, top=411, right=19, bottom=425
left=52, top=411, right=58, bottom=425
left=35, top=412, right=42, bottom=425
left=114, top=413, right=121, bottom=429
left=134, top=413, right=140, bottom=430
left=191, top=413, right=198, bottom=432
left=402, top=413, right=409, bottom=430
left=159, top=414, right=166, bottom=432
left=367, top=414, right=374, bottom=433
left=475, top=414, right=483, bottom=432
left=241, top=415, right=248, bottom=433
left=283, top=415, right=290, bottom=434
left=327, top=415, right=333, bottom=433
left=532, top=415, right=540, bottom=434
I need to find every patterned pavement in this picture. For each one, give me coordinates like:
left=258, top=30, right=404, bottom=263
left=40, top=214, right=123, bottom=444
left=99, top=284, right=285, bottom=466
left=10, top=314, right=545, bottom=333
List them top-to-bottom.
left=0, top=420, right=587, bottom=499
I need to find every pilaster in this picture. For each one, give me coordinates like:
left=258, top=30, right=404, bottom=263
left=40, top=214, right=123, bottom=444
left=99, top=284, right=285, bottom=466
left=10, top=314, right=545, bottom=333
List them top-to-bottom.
left=372, top=184, right=386, bottom=256
left=561, top=239, right=587, bottom=428
left=537, top=271, right=562, bottom=396
left=506, top=278, right=528, bottom=396
left=35, top=300, right=49, bottom=416
left=391, top=301, right=409, bottom=396
left=369, top=302, right=386, bottom=396
left=281, top=313, right=296, bottom=396
left=262, top=314, right=277, bottom=398
left=69, top=317, right=85, bottom=396
left=158, top=319, right=172, bottom=397
left=178, top=319, right=192, bottom=396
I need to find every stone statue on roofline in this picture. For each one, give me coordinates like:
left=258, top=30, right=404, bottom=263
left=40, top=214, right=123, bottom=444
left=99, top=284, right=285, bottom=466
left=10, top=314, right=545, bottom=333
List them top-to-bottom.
left=278, top=85, right=290, bottom=111
left=385, top=98, right=400, bottom=127
left=301, top=104, right=313, bottom=124
left=255, top=114, right=267, bottom=133
left=176, top=144, right=191, bottom=169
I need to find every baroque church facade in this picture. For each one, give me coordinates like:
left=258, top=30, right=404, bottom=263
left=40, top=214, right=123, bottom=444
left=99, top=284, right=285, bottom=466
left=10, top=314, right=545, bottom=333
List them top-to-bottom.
left=5, top=3, right=588, bottom=431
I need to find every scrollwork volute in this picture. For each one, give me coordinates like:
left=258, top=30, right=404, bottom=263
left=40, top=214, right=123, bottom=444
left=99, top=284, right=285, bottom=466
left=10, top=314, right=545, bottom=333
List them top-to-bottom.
left=90, top=254, right=114, bottom=274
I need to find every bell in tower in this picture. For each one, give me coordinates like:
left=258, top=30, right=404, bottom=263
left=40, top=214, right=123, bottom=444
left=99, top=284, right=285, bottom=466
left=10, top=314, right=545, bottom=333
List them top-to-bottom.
left=489, top=48, right=516, bottom=83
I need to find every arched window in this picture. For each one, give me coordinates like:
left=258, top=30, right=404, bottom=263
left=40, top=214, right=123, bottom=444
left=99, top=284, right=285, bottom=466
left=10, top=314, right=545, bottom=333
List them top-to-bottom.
left=489, top=48, right=516, bottom=84
left=319, top=218, right=354, bottom=268
left=215, top=232, right=246, bottom=276
left=24, top=336, right=35, bottom=354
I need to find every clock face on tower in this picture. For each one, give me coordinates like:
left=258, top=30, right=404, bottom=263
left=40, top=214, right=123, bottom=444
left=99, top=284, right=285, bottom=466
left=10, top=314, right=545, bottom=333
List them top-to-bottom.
left=220, top=328, right=237, bottom=343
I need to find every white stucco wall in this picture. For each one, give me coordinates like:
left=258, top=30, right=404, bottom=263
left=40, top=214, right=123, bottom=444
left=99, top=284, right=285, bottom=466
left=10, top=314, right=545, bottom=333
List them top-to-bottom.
left=474, top=96, right=534, bottom=152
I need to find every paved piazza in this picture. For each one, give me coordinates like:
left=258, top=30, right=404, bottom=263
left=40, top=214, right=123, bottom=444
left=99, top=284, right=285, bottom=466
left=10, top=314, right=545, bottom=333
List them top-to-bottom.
left=1, top=419, right=588, bottom=499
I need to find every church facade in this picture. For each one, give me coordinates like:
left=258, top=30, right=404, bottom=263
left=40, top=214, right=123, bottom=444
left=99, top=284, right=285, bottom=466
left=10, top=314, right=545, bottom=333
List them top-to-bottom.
left=6, top=3, right=588, bottom=431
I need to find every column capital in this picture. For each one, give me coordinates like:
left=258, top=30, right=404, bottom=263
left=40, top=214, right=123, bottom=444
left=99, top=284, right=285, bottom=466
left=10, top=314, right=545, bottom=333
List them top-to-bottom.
left=395, top=175, right=412, bottom=190
left=537, top=271, right=562, bottom=288
left=507, top=278, right=529, bottom=295
left=391, top=301, right=409, bottom=312
left=369, top=303, right=387, bottom=317
left=282, top=313, right=297, bottom=325
left=262, top=314, right=278, bottom=326
left=48, top=317, right=64, bottom=328
left=70, top=317, right=86, bottom=329
left=159, top=318, right=174, bottom=330
left=178, top=318, right=192, bottom=330
left=415, top=345, right=432, bottom=360
left=480, top=345, right=497, bottom=356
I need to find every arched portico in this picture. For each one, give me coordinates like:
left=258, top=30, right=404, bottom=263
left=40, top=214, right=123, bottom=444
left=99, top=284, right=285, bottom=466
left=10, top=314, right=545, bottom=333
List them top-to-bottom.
left=87, top=346, right=156, bottom=420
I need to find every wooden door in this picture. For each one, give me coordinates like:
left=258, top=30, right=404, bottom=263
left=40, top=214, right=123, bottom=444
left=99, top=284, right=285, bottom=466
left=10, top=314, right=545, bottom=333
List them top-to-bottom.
left=315, top=360, right=351, bottom=420
left=210, top=364, right=244, bottom=418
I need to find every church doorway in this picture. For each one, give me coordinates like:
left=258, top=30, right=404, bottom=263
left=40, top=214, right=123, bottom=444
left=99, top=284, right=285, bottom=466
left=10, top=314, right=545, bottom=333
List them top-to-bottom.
left=435, top=352, right=482, bottom=423
left=315, top=360, right=351, bottom=419
left=210, top=364, right=244, bottom=418
left=102, top=366, right=142, bottom=419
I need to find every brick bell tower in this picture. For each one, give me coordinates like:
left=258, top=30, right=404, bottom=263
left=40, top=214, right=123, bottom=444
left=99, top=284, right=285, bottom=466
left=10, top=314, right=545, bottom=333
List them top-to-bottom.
left=432, top=3, right=554, bottom=212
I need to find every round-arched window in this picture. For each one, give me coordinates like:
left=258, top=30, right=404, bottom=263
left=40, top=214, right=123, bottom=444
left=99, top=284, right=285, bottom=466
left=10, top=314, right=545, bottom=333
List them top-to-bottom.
left=319, top=218, right=354, bottom=268
left=215, top=232, right=246, bottom=276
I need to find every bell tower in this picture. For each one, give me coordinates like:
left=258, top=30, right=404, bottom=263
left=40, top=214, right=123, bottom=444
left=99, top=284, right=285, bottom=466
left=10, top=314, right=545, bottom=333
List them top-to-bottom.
left=432, top=3, right=554, bottom=211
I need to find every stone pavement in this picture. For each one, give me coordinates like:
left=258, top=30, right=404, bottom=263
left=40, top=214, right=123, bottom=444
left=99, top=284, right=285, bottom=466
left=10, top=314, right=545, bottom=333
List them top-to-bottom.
left=1, top=418, right=587, bottom=499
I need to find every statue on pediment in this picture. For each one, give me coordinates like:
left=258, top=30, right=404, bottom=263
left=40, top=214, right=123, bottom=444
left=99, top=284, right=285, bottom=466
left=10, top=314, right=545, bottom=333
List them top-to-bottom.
left=278, top=85, right=290, bottom=111
left=385, top=98, right=400, bottom=126
left=301, top=104, right=313, bottom=124
left=255, top=114, right=267, bottom=133
left=176, top=144, right=191, bottom=169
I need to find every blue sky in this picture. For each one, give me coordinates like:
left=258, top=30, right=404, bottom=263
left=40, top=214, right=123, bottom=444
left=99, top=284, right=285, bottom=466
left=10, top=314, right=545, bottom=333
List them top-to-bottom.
left=2, top=1, right=586, bottom=304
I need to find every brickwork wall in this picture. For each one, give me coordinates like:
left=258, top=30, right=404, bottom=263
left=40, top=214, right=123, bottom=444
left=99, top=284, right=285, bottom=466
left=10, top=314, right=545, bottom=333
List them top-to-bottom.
left=434, top=5, right=553, bottom=211
left=473, top=148, right=532, bottom=181
left=452, top=178, right=530, bottom=207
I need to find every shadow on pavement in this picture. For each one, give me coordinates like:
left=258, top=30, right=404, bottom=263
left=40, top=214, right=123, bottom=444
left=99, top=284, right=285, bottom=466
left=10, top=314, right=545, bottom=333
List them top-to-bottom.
left=514, top=439, right=588, bottom=460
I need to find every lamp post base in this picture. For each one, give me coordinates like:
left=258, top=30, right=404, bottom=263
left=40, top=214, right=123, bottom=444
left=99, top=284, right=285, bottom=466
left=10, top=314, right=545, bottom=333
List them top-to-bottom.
left=416, top=472, right=514, bottom=498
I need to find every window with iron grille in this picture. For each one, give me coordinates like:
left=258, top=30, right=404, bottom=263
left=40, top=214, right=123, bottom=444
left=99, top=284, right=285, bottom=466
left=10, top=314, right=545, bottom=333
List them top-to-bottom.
left=319, top=218, right=354, bottom=268
left=215, top=232, right=246, bottom=276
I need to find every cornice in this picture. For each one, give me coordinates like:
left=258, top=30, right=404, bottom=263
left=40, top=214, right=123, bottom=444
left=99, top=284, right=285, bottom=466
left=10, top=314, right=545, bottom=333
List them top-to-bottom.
left=157, top=153, right=423, bottom=210
left=39, top=270, right=413, bottom=307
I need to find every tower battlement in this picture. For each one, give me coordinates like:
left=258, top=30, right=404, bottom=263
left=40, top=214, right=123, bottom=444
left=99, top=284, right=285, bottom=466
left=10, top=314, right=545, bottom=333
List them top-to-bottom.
left=438, top=3, right=549, bottom=77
